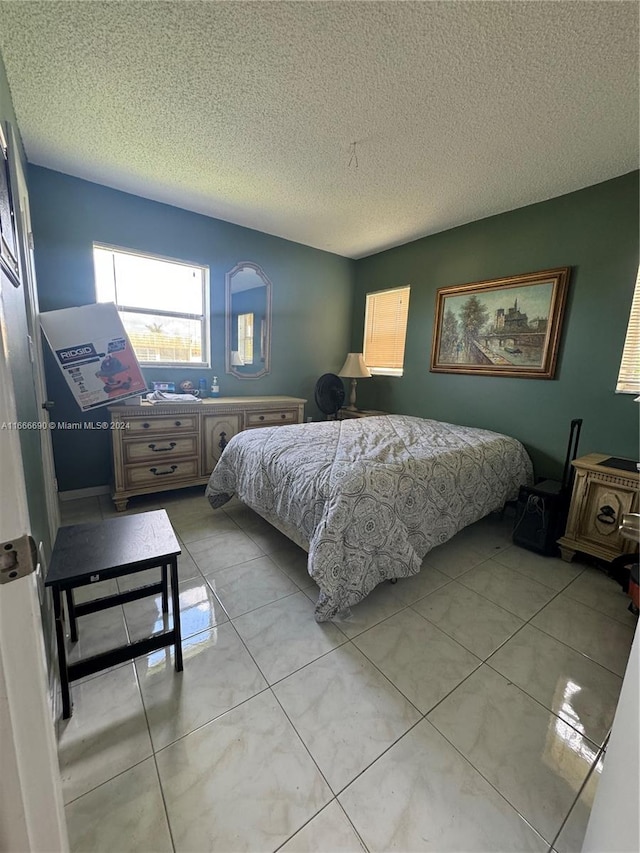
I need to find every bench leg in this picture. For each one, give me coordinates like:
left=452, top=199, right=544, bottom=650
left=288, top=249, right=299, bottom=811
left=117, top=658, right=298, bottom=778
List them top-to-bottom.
left=169, top=557, right=183, bottom=672
left=161, top=565, right=169, bottom=614
left=53, top=587, right=72, bottom=719
left=65, top=588, right=78, bottom=643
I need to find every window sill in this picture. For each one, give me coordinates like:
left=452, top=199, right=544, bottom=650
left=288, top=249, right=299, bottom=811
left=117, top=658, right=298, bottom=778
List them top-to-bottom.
left=140, top=363, right=211, bottom=370
left=368, top=368, right=404, bottom=377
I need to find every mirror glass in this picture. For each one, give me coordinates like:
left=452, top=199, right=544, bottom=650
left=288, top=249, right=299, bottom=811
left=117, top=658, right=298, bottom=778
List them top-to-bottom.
left=225, top=262, right=272, bottom=379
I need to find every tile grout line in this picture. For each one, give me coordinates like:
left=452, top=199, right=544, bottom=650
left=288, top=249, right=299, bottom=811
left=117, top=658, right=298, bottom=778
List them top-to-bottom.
left=59, top=502, right=628, bottom=852
left=492, top=551, right=637, bottom=629
left=458, top=559, right=581, bottom=600
left=413, top=563, right=623, bottom=843
left=414, top=564, right=631, bottom=681
left=201, top=570, right=303, bottom=622
left=412, top=579, right=621, bottom=749
left=552, top=585, right=639, bottom=629
left=224, top=601, right=426, bottom=845
left=93, top=607, right=346, bottom=770
left=216, top=617, right=347, bottom=848
left=138, top=618, right=272, bottom=756
left=348, top=618, right=481, bottom=716
left=525, top=620, right=631, bottom=680
left=482, top=655, right=605, bottom=752
left=131, top=657, right=178, bottom=853
left=269, top=657, right=427, bottom=797
left=424, top=715, right=553, bottom=848
left=548, top=741, right=607, bottom=852
left=61, top=752, right=153, bottom=808
left=271, top=797, right=371, bottom=853
left=333, top=798, right=371, bottom=853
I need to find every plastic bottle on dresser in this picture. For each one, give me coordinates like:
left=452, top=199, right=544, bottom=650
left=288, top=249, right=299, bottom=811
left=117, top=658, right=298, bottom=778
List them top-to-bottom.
left=210, top=376, right=220, bottom=397
left=198, top=378, right=207, bottom=398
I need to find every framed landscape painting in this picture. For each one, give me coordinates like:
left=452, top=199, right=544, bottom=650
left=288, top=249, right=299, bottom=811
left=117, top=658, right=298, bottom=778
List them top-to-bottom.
left=430, top=267, right=570, bottom=379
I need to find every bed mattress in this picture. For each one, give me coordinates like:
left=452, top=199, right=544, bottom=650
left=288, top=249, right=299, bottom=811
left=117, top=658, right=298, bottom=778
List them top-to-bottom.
left=206, top=415, right=533, bottom=620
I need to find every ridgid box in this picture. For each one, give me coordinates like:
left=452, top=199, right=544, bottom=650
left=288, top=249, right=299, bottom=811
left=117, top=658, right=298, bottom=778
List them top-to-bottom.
left=40, top=303, right=147, bottom=411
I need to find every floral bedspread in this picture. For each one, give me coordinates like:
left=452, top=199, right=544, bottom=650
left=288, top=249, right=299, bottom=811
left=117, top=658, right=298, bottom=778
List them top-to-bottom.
left=206, top=415, right=532, bottom=621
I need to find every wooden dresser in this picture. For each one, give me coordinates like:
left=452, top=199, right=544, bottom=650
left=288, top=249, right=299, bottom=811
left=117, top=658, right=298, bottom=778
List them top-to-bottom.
left=108, top=396, right=306, bottom=510
left=557, top=453, right=639, bottom=563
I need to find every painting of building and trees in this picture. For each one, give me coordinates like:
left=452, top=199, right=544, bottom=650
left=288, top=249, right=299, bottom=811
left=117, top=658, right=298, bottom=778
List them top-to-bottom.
left=436, top=282, right=555, bottom=369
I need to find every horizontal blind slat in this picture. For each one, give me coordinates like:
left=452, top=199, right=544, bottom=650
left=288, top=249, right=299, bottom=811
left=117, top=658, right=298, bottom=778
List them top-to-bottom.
left=616, top=269, right=640, bottom=393
left=364, top=286, right=410, bottom=371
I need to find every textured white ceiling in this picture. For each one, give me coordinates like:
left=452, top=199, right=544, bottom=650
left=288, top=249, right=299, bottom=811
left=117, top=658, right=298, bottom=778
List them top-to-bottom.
left=0, top=1, right=637, bottom=258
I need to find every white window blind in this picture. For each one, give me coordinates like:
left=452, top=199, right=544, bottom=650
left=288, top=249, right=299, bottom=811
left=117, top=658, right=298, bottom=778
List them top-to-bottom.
left=616, top=269, right=640, bottom=394
left=363, top=286, right=410, bottom=376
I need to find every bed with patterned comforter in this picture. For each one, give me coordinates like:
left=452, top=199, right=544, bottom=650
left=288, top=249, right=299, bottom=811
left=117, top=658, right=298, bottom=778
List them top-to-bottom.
left=206, top=415, right=532, bottom=621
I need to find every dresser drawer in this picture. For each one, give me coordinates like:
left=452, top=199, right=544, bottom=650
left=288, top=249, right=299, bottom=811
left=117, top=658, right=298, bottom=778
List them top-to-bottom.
left=109, top=396, right=306, bottom=510
left=245, top=409, right=298, bottom=428
left=121, top=415, right=198, bottom=434
left=123, top=434, right=199, bottom=464
left=123, top=458, right=200, bottom=490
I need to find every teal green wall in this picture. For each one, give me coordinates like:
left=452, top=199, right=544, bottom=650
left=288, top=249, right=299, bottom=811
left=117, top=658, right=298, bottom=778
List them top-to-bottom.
left=28, top=164, right=640, bottom=489
left=28, top=166, right=354, bottom=490
left=353, top=173, right=640, bottom=479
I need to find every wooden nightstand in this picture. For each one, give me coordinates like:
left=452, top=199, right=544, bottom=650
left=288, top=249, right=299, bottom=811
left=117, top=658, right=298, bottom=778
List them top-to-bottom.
left=337, top=408, right=388, bottom=420
left=557, top=453, right=639, bottom=563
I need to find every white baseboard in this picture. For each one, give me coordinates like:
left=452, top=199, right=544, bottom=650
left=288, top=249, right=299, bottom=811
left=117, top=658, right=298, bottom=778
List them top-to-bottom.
left=59, top=485, right=110, bottom=501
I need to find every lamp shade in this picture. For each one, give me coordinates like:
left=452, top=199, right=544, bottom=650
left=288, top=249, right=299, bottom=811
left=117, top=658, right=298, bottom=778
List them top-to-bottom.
left=338, top=353, right=371, bottom=379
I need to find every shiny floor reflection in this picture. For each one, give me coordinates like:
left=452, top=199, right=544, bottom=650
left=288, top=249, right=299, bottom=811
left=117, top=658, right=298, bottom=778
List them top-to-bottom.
left=55, top=499, right=634, bottom=853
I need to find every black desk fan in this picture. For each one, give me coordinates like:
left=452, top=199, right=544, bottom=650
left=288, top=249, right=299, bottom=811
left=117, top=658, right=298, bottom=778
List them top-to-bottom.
left=314, top=373, right=345, bottom=419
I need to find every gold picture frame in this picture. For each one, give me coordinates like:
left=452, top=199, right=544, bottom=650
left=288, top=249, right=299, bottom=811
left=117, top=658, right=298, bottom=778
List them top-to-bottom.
left=430, top=267, right=570, bottom=379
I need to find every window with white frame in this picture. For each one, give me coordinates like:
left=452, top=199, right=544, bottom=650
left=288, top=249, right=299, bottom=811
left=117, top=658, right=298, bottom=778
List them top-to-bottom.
left=93, top=245, right=209, bottom=367
left=616, top=268, right=640, bottom=394
left=363, top=285, right=410, bottom=376
left=237, top=312, right=254, bottom=365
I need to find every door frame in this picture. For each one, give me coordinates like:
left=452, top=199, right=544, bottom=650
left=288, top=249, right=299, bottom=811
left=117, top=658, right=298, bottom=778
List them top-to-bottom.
left=8, top=122, right=60, bottom=544
left=0, top=277, right=69, bottom=852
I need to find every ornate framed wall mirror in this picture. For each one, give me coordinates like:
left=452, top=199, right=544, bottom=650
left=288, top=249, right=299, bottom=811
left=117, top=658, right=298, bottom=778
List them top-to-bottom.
left=225, top=261, right=272, bottom=379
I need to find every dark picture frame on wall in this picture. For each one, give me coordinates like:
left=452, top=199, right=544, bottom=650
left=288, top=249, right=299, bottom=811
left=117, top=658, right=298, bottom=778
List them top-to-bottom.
left=0, top=121, right=21, bottom=288
left=430, top=267, right=570, bottom=379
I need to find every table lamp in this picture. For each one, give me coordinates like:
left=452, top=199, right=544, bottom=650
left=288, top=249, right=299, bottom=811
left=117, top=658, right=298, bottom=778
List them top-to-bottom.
left=338, top=353, right=371, bottom=411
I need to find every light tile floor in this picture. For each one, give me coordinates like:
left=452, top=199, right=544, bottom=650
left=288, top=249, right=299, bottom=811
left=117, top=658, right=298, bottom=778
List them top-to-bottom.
left=57, top=489, right=637, bottom=852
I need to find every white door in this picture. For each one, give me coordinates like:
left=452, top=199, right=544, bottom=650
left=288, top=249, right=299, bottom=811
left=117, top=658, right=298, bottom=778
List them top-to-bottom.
left=0, top=119, right=68, bottom=851
left=9, top=124, right=60, bottom=543
left=0, top=282, right=69, bottom=853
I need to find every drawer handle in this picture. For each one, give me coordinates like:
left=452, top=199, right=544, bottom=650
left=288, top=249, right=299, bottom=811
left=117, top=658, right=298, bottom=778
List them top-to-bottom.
left=281, top=413, right=286, bottom=419
left=259, top=415, right=265, bottom=421
left=175, top=420, right=182, bottom=427
left=142, top=422, right=150, bottom=429
left=148, top=442, right=177, bottom=452
left=149, top=465, right=178, bottom=476
left=597, top=505, right=617, bottom=525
